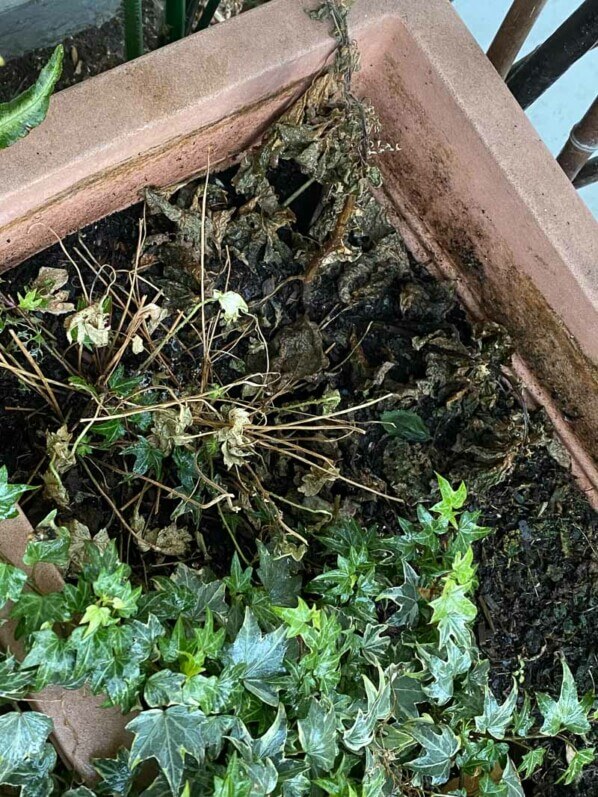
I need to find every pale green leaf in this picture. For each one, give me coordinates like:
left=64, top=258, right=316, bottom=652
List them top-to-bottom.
left=0, top=45, right=63, bottom=149
left=429, top=578, right=477, bottom=648
left=538, top=660, right=591, bottom=736
left=475, top=682, right=518, bottom=739
left=558, top=746, right=595, bottom=785
left=518, top=748, right=546, bottom=779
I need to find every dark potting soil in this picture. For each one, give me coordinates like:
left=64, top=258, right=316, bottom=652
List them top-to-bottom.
left=0, top=57, right=596, bottom=797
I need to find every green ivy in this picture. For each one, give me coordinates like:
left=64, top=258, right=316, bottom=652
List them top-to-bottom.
left=0, top=479, right=594, bottom=795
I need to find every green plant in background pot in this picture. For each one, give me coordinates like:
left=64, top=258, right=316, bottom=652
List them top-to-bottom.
left=122, top=0, right=225, bottom=60
left=0, top=44, right=63, bottom=149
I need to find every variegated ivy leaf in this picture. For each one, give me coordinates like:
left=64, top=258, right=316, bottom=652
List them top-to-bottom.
left=0, top=465, right=35, bottom=521
left=377, top=560, right=420, bottom=628
left=0, top=562, right=27, bottom=611
left=429, top=577, right=477, bottom=649
left=223, top=608, right=287, bottom=705
left=417, top=640, right=472, bottom=706
left=537, top=660, right=591, bottom=736
left=343, top=668, right=392, bottom=752
left=475, top=681, right=518, bottom=740
left=297, top=698, right=338, bottom=770
left=253, top=705, right=288, bottom=761
left=127, top=707, right=233, bottom=794
left=0, top=711, right=54, bottom=782
left=407, top=723, right=460, bottom=785
left=558, top=746, right=595, bottom=785
left=518, top=747, right=546, bottom=779
left=479, top=758, right=524, bottom=796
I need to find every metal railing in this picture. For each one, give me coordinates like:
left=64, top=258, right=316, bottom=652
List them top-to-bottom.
left=486, top=0, right=598, bottom=188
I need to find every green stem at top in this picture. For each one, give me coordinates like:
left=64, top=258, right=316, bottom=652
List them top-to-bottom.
left=123, top=0, right=144, bottom=60
left=166, top=0, right=187, bottom=42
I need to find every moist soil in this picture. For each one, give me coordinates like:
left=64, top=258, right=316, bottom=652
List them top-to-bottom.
left=0, top=30, right=596, bottom=797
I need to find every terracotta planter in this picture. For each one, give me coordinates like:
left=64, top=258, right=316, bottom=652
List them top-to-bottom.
left=0, top=0, right=596, bottom=779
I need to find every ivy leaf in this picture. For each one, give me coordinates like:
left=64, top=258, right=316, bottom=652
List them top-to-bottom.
left=0, top=44, right=63, bottom=149
left=108, top=366, right=143, bottom=398
left=68, top=376, right=100, bottom=399
left=380, top=409, right=429, bottom=442
left=92, top=418, right=126, bottom=445
left=123, top=436, right=165, bottom=479
left=0, top=465, right=35, bottom=521
left=431, top=476, right=467, bottom=529
left=23, top=510, right=71, bottom=567
left=452, top=510, right=491, bottom=554
left=257, top=542, right=301, bottom=607
left=377, top=561, right=420, bottom=628
left=0, top=562, right=27, bottom=610
left=170, top=566, right=229, bottom=622
left=429, top=578, right=477, bottom=648
left=10, top=591, right=69, bottom=639
left=274, top=598, right=320, bottom=638
left=223, top=608, right=287, bottom=705
left=21, top=628, right=77, bottom=690
left=418, top=641, right=472, bottom=706
left=0, top=655, right=31, bottom=700
left=537, top=660, right=591, bottom=735
left=182, top=666, right=243, bottom=714
left=144, top=670, right=186, bottom=707
left=343, top=670, right=392, bottom=753
left=391, top=672, right=426, bottom=719
left=475, top=683, right=518, bottom=739
left=512, top=693, right=534, bottom=736
left=298, top=698, right=338, bottom=771
left=253, top=705, right=288, bottom=761
left=127, top=706, right=231, bottom=794
left=0, top=711, right=54, bottom=781
left=407, top=724, right=460, bottom=785
left=1, top=742, right=56, bottom=797
left=558, top=746, right=595, bottom=785
left=518, top=748, right=546, bottom=779
left=94, top=749, right=134, bottom=796
left=480, top=759, right=525, bottom=796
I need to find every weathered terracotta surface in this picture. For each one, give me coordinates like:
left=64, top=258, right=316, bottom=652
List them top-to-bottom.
left=0, top=0, right=596, bottom=779
left=0, top=510, right=132, bottom=782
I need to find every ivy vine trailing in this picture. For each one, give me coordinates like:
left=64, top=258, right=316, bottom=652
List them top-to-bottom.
left=0, top=474, right=595, bottom=795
